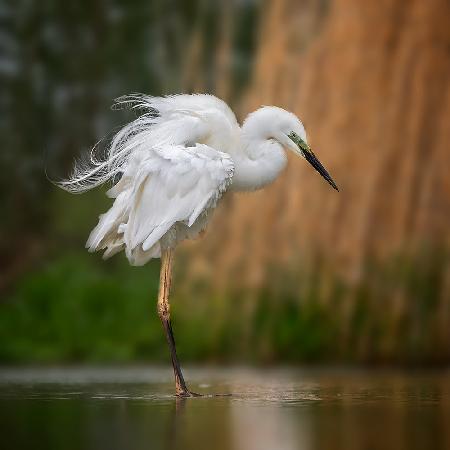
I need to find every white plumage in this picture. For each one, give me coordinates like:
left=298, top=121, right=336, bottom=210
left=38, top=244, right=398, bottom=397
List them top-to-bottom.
left=58, top=93, right=337, bottom=265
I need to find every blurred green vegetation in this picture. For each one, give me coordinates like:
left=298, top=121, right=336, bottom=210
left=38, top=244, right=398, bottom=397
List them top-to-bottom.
left=1, top=240, right=447, bottom=365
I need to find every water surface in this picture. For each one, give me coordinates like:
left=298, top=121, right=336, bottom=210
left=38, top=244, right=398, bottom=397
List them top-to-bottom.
left=1, top=366, right=449, bottom=450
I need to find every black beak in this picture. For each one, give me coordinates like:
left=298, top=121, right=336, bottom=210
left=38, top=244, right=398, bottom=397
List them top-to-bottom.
left=287, top=131, right=339, bottom=191
left=303, top=150, right=339, bottom=191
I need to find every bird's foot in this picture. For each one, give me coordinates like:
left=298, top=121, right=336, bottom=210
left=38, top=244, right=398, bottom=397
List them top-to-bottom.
left=175, top=389, right=202, bottom=398
left=175, top=390, right=232, bottom=398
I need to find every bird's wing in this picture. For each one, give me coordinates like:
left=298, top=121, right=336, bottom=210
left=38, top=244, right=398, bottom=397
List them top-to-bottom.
left=58, top=93, right=239, bottom=194
left=86, top=143, right=234, bottom=265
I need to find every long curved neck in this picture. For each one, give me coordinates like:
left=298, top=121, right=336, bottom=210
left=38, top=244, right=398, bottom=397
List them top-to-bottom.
left=229, top=135, right=287, bottom=192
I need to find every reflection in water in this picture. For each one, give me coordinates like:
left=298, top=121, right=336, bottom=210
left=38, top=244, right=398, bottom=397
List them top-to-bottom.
left=0, top=367, right=449, bottom=450
left=165, top=399, right=181, bottom=450
left=231, top=401, right=310, bottom=450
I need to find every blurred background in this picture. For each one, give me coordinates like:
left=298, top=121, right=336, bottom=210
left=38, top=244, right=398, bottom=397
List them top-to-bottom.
left=1, top=0, right=449, bottom=366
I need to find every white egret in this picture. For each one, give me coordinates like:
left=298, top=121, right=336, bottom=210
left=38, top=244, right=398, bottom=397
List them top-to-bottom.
left=57, top=93, right=338, bottom=397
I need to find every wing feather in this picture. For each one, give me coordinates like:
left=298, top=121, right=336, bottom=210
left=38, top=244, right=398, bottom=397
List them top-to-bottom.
left=87, top=143, right=234, bottom=265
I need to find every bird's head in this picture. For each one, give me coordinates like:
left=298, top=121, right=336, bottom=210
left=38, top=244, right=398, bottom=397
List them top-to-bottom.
left=243, top=106, right=339, bottom=191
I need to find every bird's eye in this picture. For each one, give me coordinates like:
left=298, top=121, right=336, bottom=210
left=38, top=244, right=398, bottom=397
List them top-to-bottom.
left=288, top=131, right=309, bottom=152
